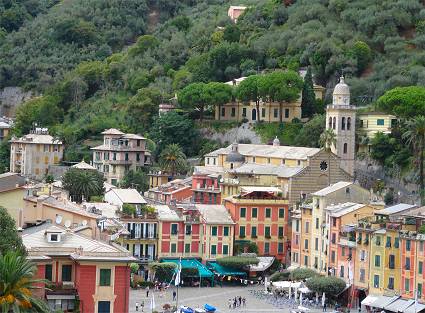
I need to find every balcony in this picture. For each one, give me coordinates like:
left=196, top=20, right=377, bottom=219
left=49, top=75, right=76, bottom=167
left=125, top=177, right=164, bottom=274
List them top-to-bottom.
left=107, top=159, right=134, bottom=165
left=46, top=281, right=77, bottom=296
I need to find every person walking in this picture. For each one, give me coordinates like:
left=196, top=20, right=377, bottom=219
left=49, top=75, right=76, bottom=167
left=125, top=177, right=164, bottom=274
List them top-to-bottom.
left=146, top=286, right=150, bottom=298
left=173, top=290, right=177, bottom=301
left=242, top=298, right=246, bottom=307
left=228, top=299, right=232, bottom=309
left=141, top=300, right=144, bottom=312
left=136, top=302, right=139, bottom=312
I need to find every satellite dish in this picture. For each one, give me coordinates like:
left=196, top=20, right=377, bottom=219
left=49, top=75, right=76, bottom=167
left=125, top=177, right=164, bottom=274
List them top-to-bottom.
left=55, top=215, right=63, bottom=224
left=64, top=220, right=71, bottom=228
left=82, top=220, right=88, bottom=226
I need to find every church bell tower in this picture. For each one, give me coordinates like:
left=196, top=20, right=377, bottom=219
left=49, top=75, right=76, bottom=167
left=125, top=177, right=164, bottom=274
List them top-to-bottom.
left=325, top=77, right=356, bottom=176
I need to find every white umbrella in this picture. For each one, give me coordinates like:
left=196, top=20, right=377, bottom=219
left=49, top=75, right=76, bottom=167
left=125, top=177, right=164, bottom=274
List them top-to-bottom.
left=322, top=292, right=326, bottom=307
left=150, top=294, right=155, bottom=312
left=298, top=305, right=311, bottom=312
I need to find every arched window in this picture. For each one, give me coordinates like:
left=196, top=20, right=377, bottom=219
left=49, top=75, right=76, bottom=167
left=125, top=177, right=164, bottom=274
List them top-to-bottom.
left=328, top=117, right=332, bottom=129
left=332, top=117, right=336, bottom=130
left=341, top=117, right=346, bottom=130
left=347, top=117, right=351, bottom=130
left=343, top=143, right=348, bottom=154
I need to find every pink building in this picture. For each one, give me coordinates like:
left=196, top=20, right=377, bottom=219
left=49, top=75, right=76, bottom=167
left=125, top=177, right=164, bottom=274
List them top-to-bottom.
left=192, top=166, right=222, bottom=204
left=23, top=224, right=136, bottom=313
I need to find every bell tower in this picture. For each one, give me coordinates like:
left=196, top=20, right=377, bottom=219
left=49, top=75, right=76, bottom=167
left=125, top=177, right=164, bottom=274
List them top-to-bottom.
left=325, top=76, right=356, bottom=176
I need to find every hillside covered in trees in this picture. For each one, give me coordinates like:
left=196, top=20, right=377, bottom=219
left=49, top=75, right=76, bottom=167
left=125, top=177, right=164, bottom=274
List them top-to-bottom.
left=0, top=0, right=424, bottom=177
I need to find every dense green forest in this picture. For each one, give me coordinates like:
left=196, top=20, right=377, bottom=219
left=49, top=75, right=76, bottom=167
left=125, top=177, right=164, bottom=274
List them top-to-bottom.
left=0, top=0, right=424, bottom=184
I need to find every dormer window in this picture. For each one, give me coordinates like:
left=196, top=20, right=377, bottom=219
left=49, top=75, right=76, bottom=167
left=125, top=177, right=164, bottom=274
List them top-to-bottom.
left=48, top=233, right=60, bottom=242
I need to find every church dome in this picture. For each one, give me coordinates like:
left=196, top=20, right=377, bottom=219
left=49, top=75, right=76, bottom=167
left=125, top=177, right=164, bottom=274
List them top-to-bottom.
left=333, top=76, right=350, bottom=96
left=273, top=136, right=280, bottom=146
left=226, top=142, right=245, bottom=163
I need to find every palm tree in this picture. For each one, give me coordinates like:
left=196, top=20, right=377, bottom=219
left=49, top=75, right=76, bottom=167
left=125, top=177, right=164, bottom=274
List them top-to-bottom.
left=402, top=116, right=425, bottom=204
left=319, top=128, right=337, bottom=185
left=159, top=144, right=187, bottom=178
left=62, top=168, right=104, bottom=203
left=0, top=251, right=49, bottom=312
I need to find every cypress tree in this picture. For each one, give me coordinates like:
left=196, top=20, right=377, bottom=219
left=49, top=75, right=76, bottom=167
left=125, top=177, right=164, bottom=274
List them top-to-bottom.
left=301, top=67, right=316, bottom=118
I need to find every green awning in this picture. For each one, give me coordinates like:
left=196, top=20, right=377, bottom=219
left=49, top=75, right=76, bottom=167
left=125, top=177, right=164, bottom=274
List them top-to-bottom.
left=163, top=259, right=214, bottom=279
left=207, top=261, right=247, bottom=277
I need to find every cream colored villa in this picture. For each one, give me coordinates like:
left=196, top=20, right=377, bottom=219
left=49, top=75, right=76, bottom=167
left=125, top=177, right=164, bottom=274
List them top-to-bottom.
left=216, top=77, right=325, bottom=123
left=357, top=112, right=397, bottom=153
left=10, top=128, right=63, bottom=180
left=91, top=129, right=151, bottom=185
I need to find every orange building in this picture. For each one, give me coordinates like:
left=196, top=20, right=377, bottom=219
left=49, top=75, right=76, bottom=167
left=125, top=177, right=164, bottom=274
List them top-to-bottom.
left=223, top=186, right=290, bottom=263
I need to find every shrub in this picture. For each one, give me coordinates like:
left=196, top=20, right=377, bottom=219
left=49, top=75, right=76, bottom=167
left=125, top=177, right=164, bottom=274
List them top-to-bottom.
left=90, top=195, right=103, bottom=202
left=122, top=203, right=136, bottom=216
left=216, top=256, right=259, bottom=269
left=150, top=262, right=177, bottom=282
left=130, top=263, right=139, bottom=274
left=181, top=267, right=199, bottom=278
left=290, top=268, right=317, bottom=281
left=270, top=271, right=290, bottom=282
left=306, top=276, right=346, bottom=295
left=138, top=281, right=154, bottom=288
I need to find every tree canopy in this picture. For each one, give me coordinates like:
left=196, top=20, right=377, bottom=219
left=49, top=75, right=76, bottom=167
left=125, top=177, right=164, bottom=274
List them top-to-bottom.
left=377, top=86, right=425, bottom=118
left=0, top=207, right=26, bottom=256
left=216, top=256, right=259, bottom=270
left=305, top=276, right=346, bottom=296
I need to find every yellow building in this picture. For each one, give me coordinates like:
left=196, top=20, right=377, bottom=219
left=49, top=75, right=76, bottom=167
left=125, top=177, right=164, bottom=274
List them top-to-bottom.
left=216, top=76, right=324, bottom=123
left=357, top=112, right=397, bottom=154
left=10, top=128, right=63, bottom=181
left=23, top=195, right=101, bottom=238
left=300, top=203, right=313, bottom=268
left=369, top=228, right=387, bottom=295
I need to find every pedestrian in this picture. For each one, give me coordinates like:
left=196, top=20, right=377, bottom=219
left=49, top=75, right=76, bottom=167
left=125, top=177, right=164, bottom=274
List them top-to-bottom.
left=146, top=286, right=150, bottom=298
left=173, top=290, right=177, bottom=301
left=239, top=296, right=242, bottom=306
left=233, top=298, right=237, bottom=309
left=242, top=298, right=246, bottom=307
left=228, top=299, right=232, bottom=309
left=141, top=300, right=144, bottom=312
left=323, top=301, right=327, bottom=312
left=136, top=302, right=139, bottom=311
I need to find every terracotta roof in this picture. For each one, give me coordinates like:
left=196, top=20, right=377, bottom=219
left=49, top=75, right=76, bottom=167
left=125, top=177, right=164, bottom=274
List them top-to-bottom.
left=101, top=128, right=124, bottom=135
left=208, top=143, right=320, bottom=160
left=71, top=160, right=96, bottom=170
left=107, top=188, right=147, bottom=204
left=195, top=204, right=234, bottom=225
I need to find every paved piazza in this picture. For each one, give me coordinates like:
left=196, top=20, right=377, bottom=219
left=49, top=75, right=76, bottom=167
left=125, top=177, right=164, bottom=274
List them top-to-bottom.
left=129, top=285, right=324, bottom=313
